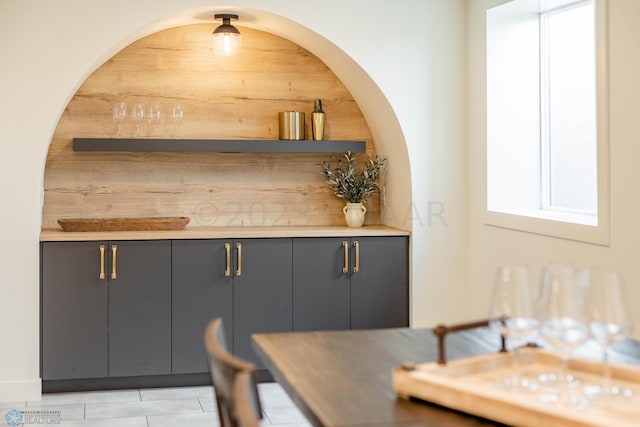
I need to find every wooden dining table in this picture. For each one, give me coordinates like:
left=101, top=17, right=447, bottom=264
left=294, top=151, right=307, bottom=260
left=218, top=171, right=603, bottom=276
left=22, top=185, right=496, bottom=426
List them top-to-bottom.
left=252, top=326, right=640, bottom=427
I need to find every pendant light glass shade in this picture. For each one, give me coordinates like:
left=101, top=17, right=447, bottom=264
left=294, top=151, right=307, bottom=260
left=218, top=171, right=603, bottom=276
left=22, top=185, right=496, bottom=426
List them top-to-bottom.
left=212, top=14, right=241, bottom=56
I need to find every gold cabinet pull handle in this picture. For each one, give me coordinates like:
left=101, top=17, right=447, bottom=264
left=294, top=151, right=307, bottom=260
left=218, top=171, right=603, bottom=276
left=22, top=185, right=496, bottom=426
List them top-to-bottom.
left=353, top=240, right=360, bottom=273
left=342, top=241, right=349, bottom=273
left=235, top=242, right=242, bottom=276
left=224, top=243, right=231, bottom=277
left=99, top=244, right=106, bottom=280
left=111, top=244, right=118, bottom=279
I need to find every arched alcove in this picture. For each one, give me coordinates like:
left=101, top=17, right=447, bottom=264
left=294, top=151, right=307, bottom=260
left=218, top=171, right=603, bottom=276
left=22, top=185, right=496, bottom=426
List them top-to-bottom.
left=2, top=1, right=477, bottom=402
left=43, top=24, right=387, bottom=229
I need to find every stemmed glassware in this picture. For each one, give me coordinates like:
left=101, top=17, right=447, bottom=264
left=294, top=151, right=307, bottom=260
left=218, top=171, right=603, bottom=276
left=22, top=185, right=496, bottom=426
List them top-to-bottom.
left=112, top=102, right=127, bottom=137
left=132, top=103, right=145, bottom=137
left=147, top=103, right=162, bottom=136
left=170, top=103, right=184, bottom=138
left=538, top=264, right=590, bottom=408
left=488, top=265, right=540, bottom=393
left=584, top=269, right=633, bottom=399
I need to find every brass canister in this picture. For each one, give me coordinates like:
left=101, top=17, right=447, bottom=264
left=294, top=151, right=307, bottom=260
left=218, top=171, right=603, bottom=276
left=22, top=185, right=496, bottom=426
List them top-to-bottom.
left=279, top=112, right=305, bottom=140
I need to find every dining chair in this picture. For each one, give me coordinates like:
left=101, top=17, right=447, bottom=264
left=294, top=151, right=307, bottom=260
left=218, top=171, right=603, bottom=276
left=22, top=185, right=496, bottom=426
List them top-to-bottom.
left=204, top=318, right=263, bottom=427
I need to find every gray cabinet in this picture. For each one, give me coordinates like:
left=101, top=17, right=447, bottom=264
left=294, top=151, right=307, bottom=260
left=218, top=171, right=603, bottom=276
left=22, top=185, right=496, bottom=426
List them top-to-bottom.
left=42, top=233, right=406, bottom=385
left=293, top=236, right=409, bottom=332
left=350, top=236, right=409, bottom=329
left=172, top=238, right=292, bottom=372
left=232, top=238, right=293, bottom=367
left=292, top=238, right=351, bottom=331
left=172, top=239, right=233, bottom=374
left=41, top=240, right=171, bottom=380
left=108, top=240, right=171, bottom=377
left=42, top=241, right=109, bottom=380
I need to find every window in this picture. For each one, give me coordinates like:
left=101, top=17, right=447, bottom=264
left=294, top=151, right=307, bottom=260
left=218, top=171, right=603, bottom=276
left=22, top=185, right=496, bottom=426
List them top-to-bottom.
left=485, top=0, right=609, bottom=245
left=541, top=2, right=596, bottom=214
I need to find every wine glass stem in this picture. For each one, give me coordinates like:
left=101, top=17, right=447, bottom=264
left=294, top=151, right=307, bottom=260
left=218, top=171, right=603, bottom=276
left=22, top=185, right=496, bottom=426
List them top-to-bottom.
left=511, top=347, right=521, bottom=391
left=603, top=348, right=611, bottom=396
left=558, top=352, right=569, bottom=405
left=560, top=352, right=570, bottom=406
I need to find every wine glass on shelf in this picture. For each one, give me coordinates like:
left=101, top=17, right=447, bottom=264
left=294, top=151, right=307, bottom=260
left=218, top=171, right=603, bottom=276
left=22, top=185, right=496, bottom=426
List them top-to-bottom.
left=112, top=102, right=127, bottom=137
left=132, top=103, right=145, bottom=137
left=147, top=103, right=162, bottom=137
left=170, top=103, right=184, bottom=138
left=538, top=263, right=590, bottom=408
left=488, top=265, right=540, bottom=393
left=584, top=268, right=633, bottom=399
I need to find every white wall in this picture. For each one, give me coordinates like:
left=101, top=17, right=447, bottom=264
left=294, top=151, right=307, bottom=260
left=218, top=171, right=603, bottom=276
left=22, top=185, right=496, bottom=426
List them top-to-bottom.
left=0, top=0, right=468, bottom=400
left=467, top=0, right=640, bottom=334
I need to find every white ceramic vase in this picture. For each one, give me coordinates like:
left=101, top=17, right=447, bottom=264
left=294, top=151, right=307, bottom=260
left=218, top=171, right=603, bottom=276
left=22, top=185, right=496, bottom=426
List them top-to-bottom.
left=343, top=202, right=367, bottom=227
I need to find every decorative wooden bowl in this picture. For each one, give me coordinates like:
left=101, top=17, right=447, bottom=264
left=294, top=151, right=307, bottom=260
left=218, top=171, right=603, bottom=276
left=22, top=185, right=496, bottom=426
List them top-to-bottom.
left=57, top=217, right=190, bottom=232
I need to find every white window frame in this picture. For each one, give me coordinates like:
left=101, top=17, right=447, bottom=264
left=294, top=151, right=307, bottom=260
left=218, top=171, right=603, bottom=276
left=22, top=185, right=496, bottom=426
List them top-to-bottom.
left=484, top=0, right=610, bottom=246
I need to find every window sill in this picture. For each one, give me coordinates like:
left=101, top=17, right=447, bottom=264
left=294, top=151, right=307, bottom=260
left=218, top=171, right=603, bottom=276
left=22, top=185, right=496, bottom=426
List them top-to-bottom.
left=484, top=208, right=609, bottom=246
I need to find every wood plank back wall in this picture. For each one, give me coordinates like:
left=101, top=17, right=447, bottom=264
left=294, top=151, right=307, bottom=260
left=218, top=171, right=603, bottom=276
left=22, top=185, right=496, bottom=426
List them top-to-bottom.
left=42, top=24, right=378, bottom=230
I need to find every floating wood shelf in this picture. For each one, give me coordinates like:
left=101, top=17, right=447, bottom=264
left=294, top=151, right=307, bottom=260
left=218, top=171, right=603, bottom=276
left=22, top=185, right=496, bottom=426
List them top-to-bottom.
left=72, top=138, right=366, bottom=153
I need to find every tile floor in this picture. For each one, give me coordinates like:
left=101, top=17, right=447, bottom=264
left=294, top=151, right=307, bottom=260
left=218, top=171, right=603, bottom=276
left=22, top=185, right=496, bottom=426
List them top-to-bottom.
left=0, top=383, right=311, bottom=426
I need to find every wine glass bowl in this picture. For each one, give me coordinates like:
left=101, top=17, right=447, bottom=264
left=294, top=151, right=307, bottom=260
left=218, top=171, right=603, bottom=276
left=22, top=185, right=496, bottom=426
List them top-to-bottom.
left=539, top=265, right=589, bottom=349
left=586, top=270, right=631, bottom=346
left=539, top=316, right=590, bottom=366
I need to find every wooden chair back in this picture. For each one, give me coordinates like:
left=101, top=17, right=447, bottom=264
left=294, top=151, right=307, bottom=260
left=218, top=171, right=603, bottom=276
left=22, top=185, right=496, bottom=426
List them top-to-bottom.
left=204, top=318, right=263, bottom=427
left=233, top=371, right=262, bottom=427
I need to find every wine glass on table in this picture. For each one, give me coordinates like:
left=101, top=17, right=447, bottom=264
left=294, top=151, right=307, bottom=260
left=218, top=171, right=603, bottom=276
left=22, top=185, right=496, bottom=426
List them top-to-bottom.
left=539, top=264, right=590, bottom=408
left=488, top=265, right=540, bottom=393
left=584, top=268, right=633, bottom=399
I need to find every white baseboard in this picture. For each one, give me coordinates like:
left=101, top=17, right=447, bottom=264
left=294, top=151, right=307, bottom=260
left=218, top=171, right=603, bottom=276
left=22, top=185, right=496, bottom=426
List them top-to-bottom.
left=0, top=378, right=42, bottom=402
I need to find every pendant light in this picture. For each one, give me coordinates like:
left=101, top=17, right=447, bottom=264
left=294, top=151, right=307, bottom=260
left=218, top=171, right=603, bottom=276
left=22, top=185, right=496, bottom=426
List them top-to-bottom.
left=212, top=14, right=241, bottom=56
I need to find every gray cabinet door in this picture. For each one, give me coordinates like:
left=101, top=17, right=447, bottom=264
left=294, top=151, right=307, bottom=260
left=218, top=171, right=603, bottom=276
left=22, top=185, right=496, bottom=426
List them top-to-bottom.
left=350, top=236, right=409, bottom=329
left=233, top=238, right=293, bottom=366
left=292, top=238, right=350, bottom=331
left=172, top=239, right=233, bottom=374
left=108, top=240, right=172, bottom=377
left=42, top=241, right=109, bottom=380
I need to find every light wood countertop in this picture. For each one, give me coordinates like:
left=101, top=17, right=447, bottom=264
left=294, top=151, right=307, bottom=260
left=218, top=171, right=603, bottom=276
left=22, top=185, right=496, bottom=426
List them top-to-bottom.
left=40, top=225, right=410, bottom=242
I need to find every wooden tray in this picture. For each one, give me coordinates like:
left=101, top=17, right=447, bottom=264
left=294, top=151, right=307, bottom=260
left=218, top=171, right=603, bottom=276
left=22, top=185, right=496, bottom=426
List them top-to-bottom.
left=57, top=217, right=190, bottom=232
left=393, top=349, right=640, bottom=427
